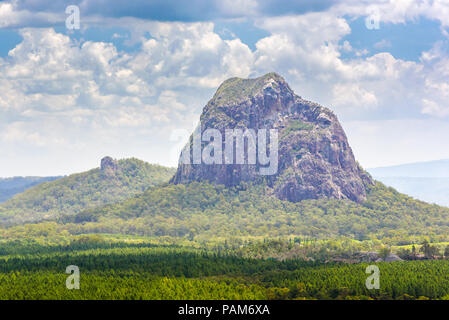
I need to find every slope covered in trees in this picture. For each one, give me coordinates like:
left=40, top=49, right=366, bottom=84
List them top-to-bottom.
left=0, top=158, right=175, bottom=226
left=0, top=176, right=61, bottom=202
left=2, top=180, right=447, bottom=246
left=70, top=181, right=449, bottom=244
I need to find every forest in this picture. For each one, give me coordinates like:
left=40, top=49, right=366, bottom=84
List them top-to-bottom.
left=0, top=158, right=175, bottom=226
left=1, top=165, right=449, bottom=300
left=2, top=180, right=449, bottom=247
left=0, top=239, right=449, bottom=300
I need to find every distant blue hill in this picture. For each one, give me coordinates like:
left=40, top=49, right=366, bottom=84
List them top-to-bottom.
left=368, top=159, right=449, bottom=207
left=368, top=159, right=449, bottom=178
left=0, top=176, right=62, bottom=202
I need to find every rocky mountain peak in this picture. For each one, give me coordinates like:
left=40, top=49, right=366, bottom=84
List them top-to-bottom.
left=210, top=72, right=293, bottom=106
left=172, top=73, right=373, bottom=203
left=100, top=156, right=118, bottom=176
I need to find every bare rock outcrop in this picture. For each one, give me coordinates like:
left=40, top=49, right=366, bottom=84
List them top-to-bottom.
left=171, top=73, right=373, bottom=203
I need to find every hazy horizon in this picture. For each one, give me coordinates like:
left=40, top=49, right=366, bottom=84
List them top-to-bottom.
left=1, top=156, right=449, bottom=179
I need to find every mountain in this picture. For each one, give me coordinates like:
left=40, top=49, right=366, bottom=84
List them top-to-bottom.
left=172, top=72, right=373, bottom=203
left=2, top=73, right=449, bottom=246
left=49, top=73, right=449, bottom=244
left=172, top=73, right=373, bottom=202
left=0, top=157, right=176, bottom=226
left=368, top=159, right=449, bottom=178
left=368, top=160, right=449, bottom=207
left=0, top=176, right=61, bottom=203
left=371, top=177, right=449, bottom=207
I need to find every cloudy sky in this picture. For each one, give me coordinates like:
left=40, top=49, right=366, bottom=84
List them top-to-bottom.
left=1, top=0, right=449, bottom=176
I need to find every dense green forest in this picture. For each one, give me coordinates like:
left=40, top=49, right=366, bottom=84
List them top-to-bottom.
left=0, top=158, right=175, bottom=226
left=1, top=160, right=449, bottom=300
left=1, top=180, right=446, bottom=246
left=0, top=240, right=448, bottom=300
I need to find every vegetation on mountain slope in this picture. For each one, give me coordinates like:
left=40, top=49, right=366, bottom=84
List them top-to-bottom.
left=0, top=158, right=175, bottom=226
left=0, top=176, right=61, bottom=202
left=1, top=180, right=448, bottom=246
left=69, top=181, right=449, bottom=244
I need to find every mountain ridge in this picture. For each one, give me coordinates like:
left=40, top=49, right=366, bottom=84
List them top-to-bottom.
left=368, top=159, right=449, bottom=207
left=368, top=159, right=449, bottom=178
left=0, top=176, right=62, bottom=203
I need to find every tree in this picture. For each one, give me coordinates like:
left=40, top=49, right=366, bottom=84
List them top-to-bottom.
left=420, top=240, right=440, bottom=259
left=420, top=240, right=431, bottom=258
left=429, top=246, right=441, bottom=258
left=444, top=246, right=449, bottom=259
left=378, top=247, right=391, bottom=261
left=397, top=248, right=411, bottom=260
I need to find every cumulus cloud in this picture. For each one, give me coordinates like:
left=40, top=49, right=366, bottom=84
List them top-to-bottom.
left=1, top=0, right=449, bottom=175
left=332, top=0, right=449, bottom=27
left=0, top=1, right=62, bottom=28
left=248, top=11, right=449, bottom=125
left=251, top=12, right=352, bottom=105
left=127, top=22, right=254, bottom=89
left=0, top=23, right=257, bottom=174
left=0, top=23, right=254, bottom=113
left=332, top=84, right=378, bottom=109
left=1, top=121, right=65, bottom=147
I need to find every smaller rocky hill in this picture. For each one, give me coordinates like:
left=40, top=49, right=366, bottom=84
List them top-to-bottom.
left=0, top=157, right=176, bottom=226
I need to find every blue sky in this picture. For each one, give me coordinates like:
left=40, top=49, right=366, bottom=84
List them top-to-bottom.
left=1, top=0, right=449, bottom=176
left=341, top=16, right=444, bottom=62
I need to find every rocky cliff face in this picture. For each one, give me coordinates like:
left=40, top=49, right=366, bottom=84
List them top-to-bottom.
left=171, top=72, right=373, bottom=203
left=100, top=156, right=119, bottom=177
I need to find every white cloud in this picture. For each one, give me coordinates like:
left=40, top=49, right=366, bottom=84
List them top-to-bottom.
left=333, top=0, right=449, bottom=27
left=0, top=1, right=61, bottom=28
left=2, top=3, right=449, bottom=175
left=249, top=10, right=449, bottom=129
left=127, top=21, right=254, bottom=89
left=0, top=24, right=257, bottom=175
left=373, top=39, right=392, bottom=50
left=332, top=84, right=378, bottom=109
left=421, top=99, right=449, bottom=118
left=1, top=122, right=65, bottom=147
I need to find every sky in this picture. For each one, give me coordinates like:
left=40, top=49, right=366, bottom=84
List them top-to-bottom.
left=1, top=0, right=449, bottom=176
